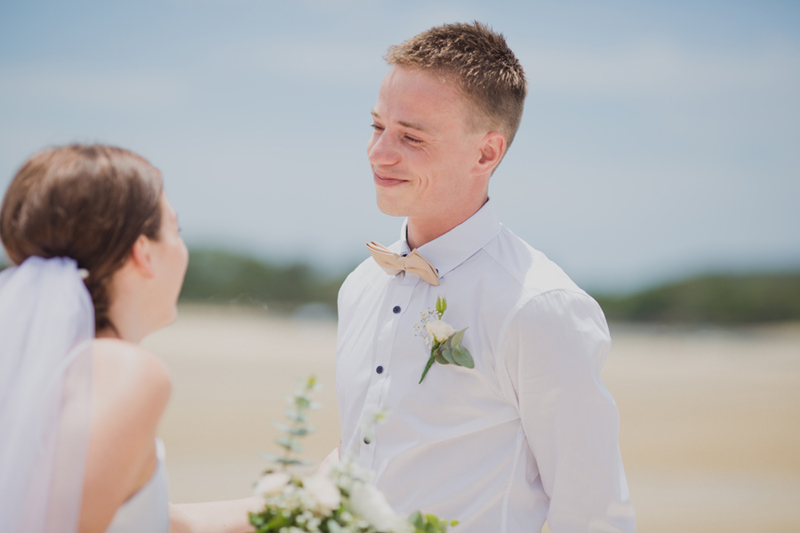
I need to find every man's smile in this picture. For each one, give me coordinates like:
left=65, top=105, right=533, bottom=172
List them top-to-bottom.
left=373, top=172, right=407, bottom=187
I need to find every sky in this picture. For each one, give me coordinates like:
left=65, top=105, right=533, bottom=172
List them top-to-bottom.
left=1, top=0, right=798, bottom=293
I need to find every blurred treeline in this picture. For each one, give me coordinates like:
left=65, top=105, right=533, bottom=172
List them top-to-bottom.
left=179, top=248, right=347, bottom=312
left=1, top=249, right=799, bottom=324
left=179, top=249, right=800, bottom=325
left=593, top=272, right=800, bottom=325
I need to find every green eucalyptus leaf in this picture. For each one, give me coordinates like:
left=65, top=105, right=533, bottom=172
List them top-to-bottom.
left=450, top=328, right=467, bottom=349
left=452, top=346, right=474, bottom=368
left=441, top=348, right=455, bottom=364
left=434, top=353, right=450, bottom=365
left=294, top=396, right=310, bottom=408
left=285, top=408, right=308, bottom=422
left=272, top=421, right=292, bottom=433
left=288, top=426, right=315, bottom=436
left=276, top=436, right=303, bottom=452
left=258, top=452, right=283, bottom=463
left=275, top=458, right=304, bottom=466
left=408, top=511, right=424, bottom=528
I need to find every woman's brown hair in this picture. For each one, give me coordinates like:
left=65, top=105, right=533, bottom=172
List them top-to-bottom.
left=0, top=144, right=163, bottom=333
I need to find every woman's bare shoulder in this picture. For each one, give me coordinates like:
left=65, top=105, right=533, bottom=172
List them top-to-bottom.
left=89, top=338, right=171, bottom=454
left=91, top=338, right=171, bottom=412
left=80, top=339, right=172, bottom=533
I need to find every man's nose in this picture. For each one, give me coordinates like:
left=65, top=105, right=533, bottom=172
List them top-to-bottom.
left=367, top=132, right=400, bottom=166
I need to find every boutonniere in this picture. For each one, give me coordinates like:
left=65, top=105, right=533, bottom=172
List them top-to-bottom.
left=414, top=296, right=474, bottom=384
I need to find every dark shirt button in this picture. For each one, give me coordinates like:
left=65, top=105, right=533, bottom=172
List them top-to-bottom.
left=393, top=305, right=401, bottom=314
left=376, top=366, right=384, bottom=374
left=363, top=437, right=371, bottom=444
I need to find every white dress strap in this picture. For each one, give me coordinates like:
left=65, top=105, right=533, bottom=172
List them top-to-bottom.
left=105, top=439, right=170, bottom=533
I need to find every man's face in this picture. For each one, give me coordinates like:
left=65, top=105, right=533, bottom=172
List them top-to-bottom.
left=368, top=67, right=485, bottom=218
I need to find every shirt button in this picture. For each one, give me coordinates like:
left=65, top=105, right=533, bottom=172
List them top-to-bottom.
left=393, top=305, right=401, bottom=314
left=376, top=366, right=384, bottom=374
left=363, top=437, right=371, bottom=444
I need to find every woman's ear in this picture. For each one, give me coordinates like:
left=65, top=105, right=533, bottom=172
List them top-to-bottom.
left=474, top=131, right=507, bottom=176
left=129, top=235, right=156, bottom=279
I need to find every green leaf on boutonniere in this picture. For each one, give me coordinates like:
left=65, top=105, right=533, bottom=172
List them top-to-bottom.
left=417, top=296, right=475, bottom=384
left=450, top=328, right=467, bottom=349
left=452, top=346, right=474, bottom=368
left=440, top=347, right=455, bottom=364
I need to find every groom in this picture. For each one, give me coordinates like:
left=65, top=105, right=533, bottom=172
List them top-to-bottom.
left=335, top=22, right=635, bottom=532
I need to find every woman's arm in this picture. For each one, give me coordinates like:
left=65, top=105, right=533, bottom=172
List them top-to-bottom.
left=170, top=446, right=341, bottom=533
left=169, top=498, right=264, bottom=533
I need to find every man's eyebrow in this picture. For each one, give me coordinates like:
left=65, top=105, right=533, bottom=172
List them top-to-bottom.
left=371, top=110, right=432, bottom=134
left=398, top=120, right=431, bottom=134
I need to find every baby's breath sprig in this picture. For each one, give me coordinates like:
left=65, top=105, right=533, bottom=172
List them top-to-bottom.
left=413, top=307, right=440, bottom=349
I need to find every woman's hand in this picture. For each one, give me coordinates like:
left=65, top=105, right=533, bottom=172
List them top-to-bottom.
left=169, top=498, right=263, bottom=533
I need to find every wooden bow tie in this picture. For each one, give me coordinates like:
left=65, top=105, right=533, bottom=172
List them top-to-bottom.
left=366, top=241, right=440, bottom=286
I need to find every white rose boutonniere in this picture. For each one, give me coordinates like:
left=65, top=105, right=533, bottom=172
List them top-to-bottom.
left=414, top=296, right=474, bottom=383
left=425, top=319, right=456, bottom=343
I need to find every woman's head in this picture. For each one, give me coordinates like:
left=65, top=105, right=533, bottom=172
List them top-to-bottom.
left=0, top=144, right=186, bottom=335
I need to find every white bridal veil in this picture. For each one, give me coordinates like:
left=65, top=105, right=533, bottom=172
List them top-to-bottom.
left=0, top=256, right=94, bottom=533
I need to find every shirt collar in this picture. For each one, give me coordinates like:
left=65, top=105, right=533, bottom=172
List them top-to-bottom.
left=399, top=199, right=501, bottom=281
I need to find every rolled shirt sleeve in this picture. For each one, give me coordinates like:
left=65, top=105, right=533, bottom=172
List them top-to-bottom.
left=500, top=288, right=636, bottom=532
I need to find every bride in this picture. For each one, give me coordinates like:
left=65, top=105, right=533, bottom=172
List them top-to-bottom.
left=0, top=145, right=261, bottom=533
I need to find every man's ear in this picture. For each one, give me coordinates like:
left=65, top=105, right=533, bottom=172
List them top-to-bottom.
left=474, top=131, right=506, bottom=176
left=129, top=235, right=156, bottom=279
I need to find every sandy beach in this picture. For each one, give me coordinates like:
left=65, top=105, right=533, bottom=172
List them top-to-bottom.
left=143, top=306, right=800, bottom=532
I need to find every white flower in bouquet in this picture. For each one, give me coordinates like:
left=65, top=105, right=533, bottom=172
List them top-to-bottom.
left=425, top=319, right=455, bottom=343
left=249, top=376, right=457, bottom=533
left=255, top=472, right=290, bottom=498
left=302, top=474, right=341, bottom=514
left=349, top=482, right=414, bottom=533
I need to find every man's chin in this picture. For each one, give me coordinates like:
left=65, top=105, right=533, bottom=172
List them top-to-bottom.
left=375, top=194, right=408, bottom=217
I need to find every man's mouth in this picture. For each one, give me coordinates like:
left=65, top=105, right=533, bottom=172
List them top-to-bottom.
left=373, top=172, right=406, bottom=187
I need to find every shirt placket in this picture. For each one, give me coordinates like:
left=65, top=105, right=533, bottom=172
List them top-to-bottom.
left=358, top=271, right=419, bottom=469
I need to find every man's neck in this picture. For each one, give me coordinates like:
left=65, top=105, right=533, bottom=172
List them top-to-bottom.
left=406, top=196, right=489, bottom=250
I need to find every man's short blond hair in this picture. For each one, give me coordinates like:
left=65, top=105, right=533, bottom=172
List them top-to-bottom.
left=385, top=21, right=527, bottom=149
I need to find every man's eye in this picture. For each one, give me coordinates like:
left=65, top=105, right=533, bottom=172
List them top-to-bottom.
left=370, top=123, right=384, bottom=132
left=405, top=135, right=423, bottom=144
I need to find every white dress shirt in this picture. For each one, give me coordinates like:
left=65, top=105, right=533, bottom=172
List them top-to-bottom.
left=336, top=200, right=635, bottom=532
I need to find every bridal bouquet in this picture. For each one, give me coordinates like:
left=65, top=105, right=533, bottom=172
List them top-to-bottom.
left=249, top=376, right=456, bottom=533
